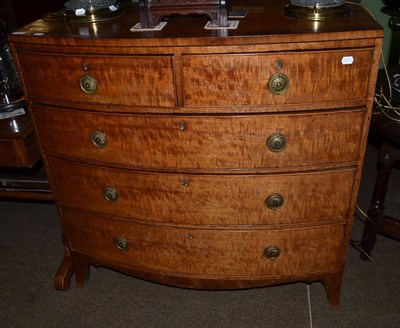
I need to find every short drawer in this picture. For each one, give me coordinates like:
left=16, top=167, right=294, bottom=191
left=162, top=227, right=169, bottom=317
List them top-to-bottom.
left=182, top=49, right=373, bottom=107
left=17, top=52, right=176, bottom=109
left=34, top=105, right=364, bottom=170
left=49, top=158, right=355, bottom=225
left=62, top=209, right=344, bottom=277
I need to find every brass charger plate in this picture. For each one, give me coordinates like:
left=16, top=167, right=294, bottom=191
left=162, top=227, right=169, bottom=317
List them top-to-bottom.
left=283, top=4, right=351, bottom=20
left=63, top=6, right=123, bottom=23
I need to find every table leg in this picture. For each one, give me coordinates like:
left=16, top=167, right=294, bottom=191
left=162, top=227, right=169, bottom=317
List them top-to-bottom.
left=361, top=142, right=396, bottom=258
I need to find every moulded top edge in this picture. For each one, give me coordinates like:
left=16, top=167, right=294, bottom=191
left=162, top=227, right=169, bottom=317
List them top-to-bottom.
left=8, top=0, right=383, bottom=48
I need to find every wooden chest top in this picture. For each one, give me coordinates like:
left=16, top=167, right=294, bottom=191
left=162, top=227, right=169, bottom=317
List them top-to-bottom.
left=8, top=0, right=382, bottom=48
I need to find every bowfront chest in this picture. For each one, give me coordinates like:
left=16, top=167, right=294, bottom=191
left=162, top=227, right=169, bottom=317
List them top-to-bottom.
left=9, top=0, right=383, bottom=309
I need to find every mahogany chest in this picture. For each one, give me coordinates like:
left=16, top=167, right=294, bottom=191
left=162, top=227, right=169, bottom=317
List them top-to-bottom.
left=8, top=0, right=383, bottom=309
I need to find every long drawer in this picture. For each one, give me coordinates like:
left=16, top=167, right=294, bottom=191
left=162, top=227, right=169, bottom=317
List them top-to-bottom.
left=182, top=49, right=373, bottom=107
left=17, top=52, right=176, bottom=109
left=34, top=106, right=364, bottom=170
left=49, top=157, right=355, bottom=226
left=62, top=209, right=344, bottom=277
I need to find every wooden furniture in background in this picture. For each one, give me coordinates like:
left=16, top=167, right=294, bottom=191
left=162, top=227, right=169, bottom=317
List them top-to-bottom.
left=0, top=0, right=63, bottom=201
left=9, top=0, right=383, bottom=309
left=360, top=2, right=400, bottom=257
left=362, top=112, right=400, bottom=258
left=0, top=114, right=52, bottom=200
left=0, top=114, right=39, bottom=167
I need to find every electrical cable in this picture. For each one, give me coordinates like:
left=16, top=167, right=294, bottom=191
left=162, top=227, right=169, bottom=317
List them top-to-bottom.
left=346, top=1, right=399, bottom=262
left=348, top=1, right=400, bottom=121
left=349, top=205, right=374, bottom=261
left=307, top=285, right=313, bottom=328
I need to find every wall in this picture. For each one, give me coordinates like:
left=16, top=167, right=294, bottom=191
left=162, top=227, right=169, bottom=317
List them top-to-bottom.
left=361, top=0, right=391, bottom=66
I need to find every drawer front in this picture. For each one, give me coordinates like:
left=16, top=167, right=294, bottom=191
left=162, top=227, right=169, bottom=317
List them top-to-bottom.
left=182, top=49, right=373, bottom=107
left=17, top=52, right=176, bottom=109
left=34, top=106, right=364, bottom=170
left=49, top=158, right=355, bottom=225
left=62, top=209, right=344, bottom=277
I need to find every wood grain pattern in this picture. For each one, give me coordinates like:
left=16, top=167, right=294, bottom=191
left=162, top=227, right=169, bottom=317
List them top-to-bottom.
left=8, top=0, right=384, bottom=309
left=7, top=1, right=382, bottom=48
left=182, top=49, right=373, bottom=107
left=17, top=52, right=176, bottom=109
left=33, top=105, right=364, bottom=170
left=48, top=157, right=355, bottom=226
left=61, top=209, right=344, bottom=277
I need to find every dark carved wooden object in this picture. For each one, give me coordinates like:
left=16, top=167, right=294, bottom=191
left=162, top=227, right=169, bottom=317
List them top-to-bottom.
left=139, top=0, right=229, bottom=28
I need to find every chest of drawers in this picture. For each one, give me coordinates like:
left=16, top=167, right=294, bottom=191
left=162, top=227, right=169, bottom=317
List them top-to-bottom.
left=9, top=0, right=383, bottom=309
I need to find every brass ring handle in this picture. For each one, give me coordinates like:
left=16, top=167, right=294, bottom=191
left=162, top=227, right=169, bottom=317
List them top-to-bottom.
left=268, top=73, right=289, bottom=95
left=79, top=74, right=98, bottom=94
left=90, top=130, right=107, bottom=148
left=266, top=133, right=287, bottom=152
left=103, top=187, right=119, bottom=202
left=265, top=193, right=284, bottom=210
left=114, top=236, right=129, bottom=252
left=264, top=246, right=281, bottom=260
